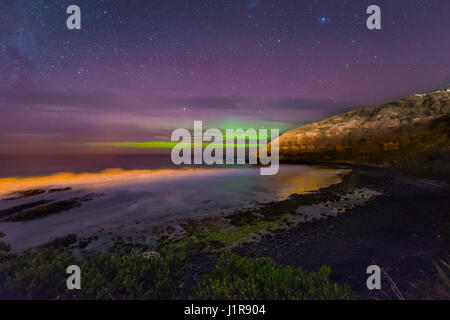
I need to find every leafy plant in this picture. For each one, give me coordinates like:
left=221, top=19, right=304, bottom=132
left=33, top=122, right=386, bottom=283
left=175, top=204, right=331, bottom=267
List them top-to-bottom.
left=0, top=247, right=186, bottom=299
left=0, top=248, right=76, bottom=299
left=78, top=250, right=185, bottom=299
left=196, top=252, right=357, bottom=300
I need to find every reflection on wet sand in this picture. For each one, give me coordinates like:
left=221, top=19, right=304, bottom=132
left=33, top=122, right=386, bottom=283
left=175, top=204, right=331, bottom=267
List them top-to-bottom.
left=0, top=166, right=348, bottom=199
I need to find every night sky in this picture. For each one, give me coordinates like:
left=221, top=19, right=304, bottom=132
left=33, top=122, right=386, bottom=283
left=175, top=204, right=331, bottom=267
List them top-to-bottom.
left=0, top=0, right=449, bottom=154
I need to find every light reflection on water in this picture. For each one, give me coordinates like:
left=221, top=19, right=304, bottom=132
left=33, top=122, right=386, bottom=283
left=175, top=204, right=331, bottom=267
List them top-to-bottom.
left=0, top=165, right=347, bottom=199
left=0, top=167, right=215, bottom=196
left=271, top=167, right=348, bottom=197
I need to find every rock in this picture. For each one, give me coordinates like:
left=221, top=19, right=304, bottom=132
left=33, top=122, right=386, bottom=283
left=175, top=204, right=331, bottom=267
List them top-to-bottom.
left=42, top=234, right=78, bottom=250
left=142, top=251, right=161, bottom=260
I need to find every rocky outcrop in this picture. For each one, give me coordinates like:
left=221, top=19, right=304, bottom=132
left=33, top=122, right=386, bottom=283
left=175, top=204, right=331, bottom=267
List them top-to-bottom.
left=268, top=89, right=450, bottom=179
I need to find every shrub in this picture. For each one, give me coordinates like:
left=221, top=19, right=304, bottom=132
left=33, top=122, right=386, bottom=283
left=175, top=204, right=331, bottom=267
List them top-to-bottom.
left=0, top=232, right=10, bottom=256
left=0, top=237, right=357, bottom=300
left=0, top=247, right=186, bottom=299
left=0, top=248, right=76, bottom=299
left=78, top=250, right=185, bottom=299
left=196, top=252, right=357, bottom=300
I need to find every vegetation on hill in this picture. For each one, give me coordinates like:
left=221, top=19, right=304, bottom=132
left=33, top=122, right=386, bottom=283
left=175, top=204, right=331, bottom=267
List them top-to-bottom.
left=269, top=90, right=450, bottom=181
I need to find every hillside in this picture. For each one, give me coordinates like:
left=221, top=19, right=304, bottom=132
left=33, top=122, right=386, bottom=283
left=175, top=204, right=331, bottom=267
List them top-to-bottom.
left=268, top=89, right=450, bottom=180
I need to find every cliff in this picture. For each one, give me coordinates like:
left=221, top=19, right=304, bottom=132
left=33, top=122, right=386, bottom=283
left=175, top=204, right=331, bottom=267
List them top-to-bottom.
left=269, top=89, right=450, bottom=180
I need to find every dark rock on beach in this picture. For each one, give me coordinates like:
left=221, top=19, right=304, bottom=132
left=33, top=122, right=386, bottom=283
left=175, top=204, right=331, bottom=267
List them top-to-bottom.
left=0, top=194, right=94, bottom=222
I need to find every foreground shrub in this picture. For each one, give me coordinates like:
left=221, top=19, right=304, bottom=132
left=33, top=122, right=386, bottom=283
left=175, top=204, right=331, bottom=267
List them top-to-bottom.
left=0, top=232, right=10, bottom=256
left=0, top=235, right=356, bottom=300
left=0, top=248, right=185, bottom=299
left=0, top=248, right=76, bottom=299
left=78, top=250, right=185, bottom=299
left=196, top=252, right=357, bottom=300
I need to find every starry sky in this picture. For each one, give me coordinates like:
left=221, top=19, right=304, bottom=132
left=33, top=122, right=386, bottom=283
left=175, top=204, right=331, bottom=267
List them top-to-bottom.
left=0, top=0, right=449, bottom=154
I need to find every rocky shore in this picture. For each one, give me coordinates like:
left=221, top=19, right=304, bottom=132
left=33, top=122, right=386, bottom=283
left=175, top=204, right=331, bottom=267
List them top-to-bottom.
left=180, top=166, right=450, bottom=299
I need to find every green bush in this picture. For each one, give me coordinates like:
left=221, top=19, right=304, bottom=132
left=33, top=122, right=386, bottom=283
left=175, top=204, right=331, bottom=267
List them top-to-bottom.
left=0, top=235, right=356, bottom=300
left=0, top=247, right=186, bottom=299
left=0, top=248, right=76, bottom=299
left=78, top=250, right=185, bottom=299
left=196, top=252, right=357, bottom=300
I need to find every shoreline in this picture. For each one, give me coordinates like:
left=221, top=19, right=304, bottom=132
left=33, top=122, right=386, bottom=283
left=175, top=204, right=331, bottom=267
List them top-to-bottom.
left=1, top=164, right=449, bottom=299
left=154, top=165, right=449, bottom=299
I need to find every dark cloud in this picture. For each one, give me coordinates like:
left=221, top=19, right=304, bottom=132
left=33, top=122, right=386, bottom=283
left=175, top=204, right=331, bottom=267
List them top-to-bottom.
left=0, top=89, right=119, bottom=111
left=266, top=98, right=358, bottom=116
left=267, top=98, right=345, bottom=110
left=0, top=109, right=165, bottom=140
